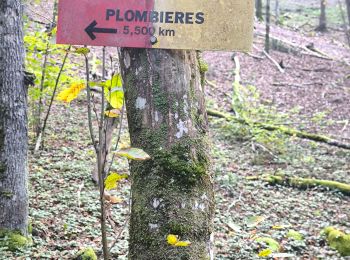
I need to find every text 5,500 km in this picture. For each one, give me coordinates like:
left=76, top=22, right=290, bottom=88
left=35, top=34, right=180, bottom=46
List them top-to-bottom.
left=123, top=26, right=175, bottom=37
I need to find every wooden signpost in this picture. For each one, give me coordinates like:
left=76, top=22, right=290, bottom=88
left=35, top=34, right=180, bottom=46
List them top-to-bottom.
left=57, top=0, right=254, bottom=51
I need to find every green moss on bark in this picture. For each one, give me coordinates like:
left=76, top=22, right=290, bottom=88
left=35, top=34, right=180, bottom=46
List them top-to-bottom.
left=154, top=138, right=210, bottom=187
left=0, top=190, right=14, bottom=199
left=0, top=229, right=31, bottom=251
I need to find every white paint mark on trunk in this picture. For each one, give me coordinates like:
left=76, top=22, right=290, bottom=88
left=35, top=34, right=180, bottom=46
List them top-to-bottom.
left=124, top=52, right=131, bottom=69
left=183, top=94, right=189, bottom=117
left=136, top=97, right=147, bottom=110
left=155, top=111, right=159, bottom=122
left=175, top=119, right=188, bottom=139
left=201, top=194, right=208, bottom=201
left=152, top=198, right=162, bottom=209
left=193, top=200, right=199, bottom=210
left=149, top=223, right=159, bottom=231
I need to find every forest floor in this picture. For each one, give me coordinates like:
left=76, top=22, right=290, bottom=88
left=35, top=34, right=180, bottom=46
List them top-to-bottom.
left=1, top=1, right=350, bottom=260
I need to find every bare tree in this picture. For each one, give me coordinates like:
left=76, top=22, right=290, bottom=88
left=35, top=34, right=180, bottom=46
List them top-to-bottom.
left=256, top=0, right=263, bottom=20
left=265, top=0, right=271, bottom=52
left=275, top=0, right=280, bottom=25
left=317, top=0, right=328, bottom=31
left=346, top=0, right=350, bottom=26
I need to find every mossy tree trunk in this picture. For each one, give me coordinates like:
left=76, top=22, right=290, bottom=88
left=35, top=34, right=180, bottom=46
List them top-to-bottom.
left=0, top=0, right=28, bottom=236
left=119, top=48, right=214, bottom=260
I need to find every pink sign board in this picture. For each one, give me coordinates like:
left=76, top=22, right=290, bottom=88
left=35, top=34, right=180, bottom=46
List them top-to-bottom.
left=57, top=0, right=254, bottom=51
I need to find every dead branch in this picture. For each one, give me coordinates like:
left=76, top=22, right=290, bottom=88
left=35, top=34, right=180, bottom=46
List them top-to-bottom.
left=263, top=50, right=285, bottom=73
left=207, top=109, right=350, bottom=150
left=247, top=175, right=350, bottom=195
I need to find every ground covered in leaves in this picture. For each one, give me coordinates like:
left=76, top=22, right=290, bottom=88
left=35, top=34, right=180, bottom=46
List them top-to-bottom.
left=1, top=1, right=350, bottom=259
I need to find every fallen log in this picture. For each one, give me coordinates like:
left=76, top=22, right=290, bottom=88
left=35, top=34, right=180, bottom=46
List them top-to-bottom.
left=207, top=109, right=350, bottom=150
left=247, top=175, right=350, bottom=195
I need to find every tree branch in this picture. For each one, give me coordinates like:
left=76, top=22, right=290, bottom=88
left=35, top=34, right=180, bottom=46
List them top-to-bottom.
left=207, top=109, right=350, bottom=150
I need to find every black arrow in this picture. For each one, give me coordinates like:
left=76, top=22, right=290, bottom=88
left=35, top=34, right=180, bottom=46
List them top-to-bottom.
left=85, top=20, right=118, bottom=40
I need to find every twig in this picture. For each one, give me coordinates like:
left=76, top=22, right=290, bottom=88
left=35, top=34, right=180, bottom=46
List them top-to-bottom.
left=33, top=0, right=60, bottom=148
left=34, top=46, right=71, bottom=152
left=263, top=50, right=285, bottom=73
left=244, top=52, right=264, bottom=60
left=85, top=53, right=109, bottom=260
left=84, top=55, right=97, bottom=151
left=272, top=82, right=323, bottom=87
left=106, top=104, right=125, bottom=175
left=108, top=217, right=129, bottom=253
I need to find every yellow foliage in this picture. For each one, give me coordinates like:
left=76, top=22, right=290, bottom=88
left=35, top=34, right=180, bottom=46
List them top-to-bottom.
left=72, top=46, right=90, bottom=55
left=104, top=74, right=124, bottom=109
left=57, top=83, right=85, bottom=103
left=104, top=109, right=120, bottom=118
left=104, top=172, right=128, bottom=191
left=166, top=234, right=191, bottom=247
left=167, top=234, right=178, bottom=245
left=174, top=241, right=191, bottom=247
left=258, top=249, right=272, bottom=258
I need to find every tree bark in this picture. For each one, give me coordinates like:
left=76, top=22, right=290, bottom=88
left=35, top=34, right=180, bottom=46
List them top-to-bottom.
left=0, top=0, right=28, bottom=235
left=256, top=0, right=263, bottom=20
left=265, top=0, right=271, bottom=53
left=275, top=0, right=280, bottom=25
left=317, top=0, right=327, bottom=31
left=346, top=0, right=350, bottom=26
left=119, top=48, right=214, bottom=260
left=91, top=117, right=118, bottom=183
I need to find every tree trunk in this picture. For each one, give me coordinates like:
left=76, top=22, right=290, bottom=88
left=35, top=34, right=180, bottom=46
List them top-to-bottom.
left=0, top=0, right=28, bottom=236
left=256, top=0, right=263, bottom=20
left=265, top=0, right=271, bottom=53
left=275, top=0, right=280, bottom=25
left=317, top=0, right=327, bottom=31
left=346, top=0, right=350, bottom=26
left=119, top=48, right=214, bottom=260
left=91, top=117, right=118, bottom=183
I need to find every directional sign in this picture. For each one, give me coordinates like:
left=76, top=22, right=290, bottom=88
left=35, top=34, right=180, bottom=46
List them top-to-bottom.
left=57, top=0, right=254, bottom=51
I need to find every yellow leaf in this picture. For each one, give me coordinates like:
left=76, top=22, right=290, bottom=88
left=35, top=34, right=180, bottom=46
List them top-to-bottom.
left=72, top=46, right=90, bottom=55
left=104, top=74, right=124, bottom=109
left=57, top=83, right=85, bottom=103
left=105, top=87, right=124, bottom=109
left=104, top=109, right=120, bottom=118
left=114, top=148, right=151, bottom=161
left=104, top=172, right=128, bottom=191
left=109, top=196, right=123, bottom=204
left=247, top=216, right=265, bottom=228
left=272, top=225, right=291, bottom=230
left=167, top=234, right=178, bottom=245
left=174, top=241, right=191, bottom=247
left=258, top=249, right=272, bottom=258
